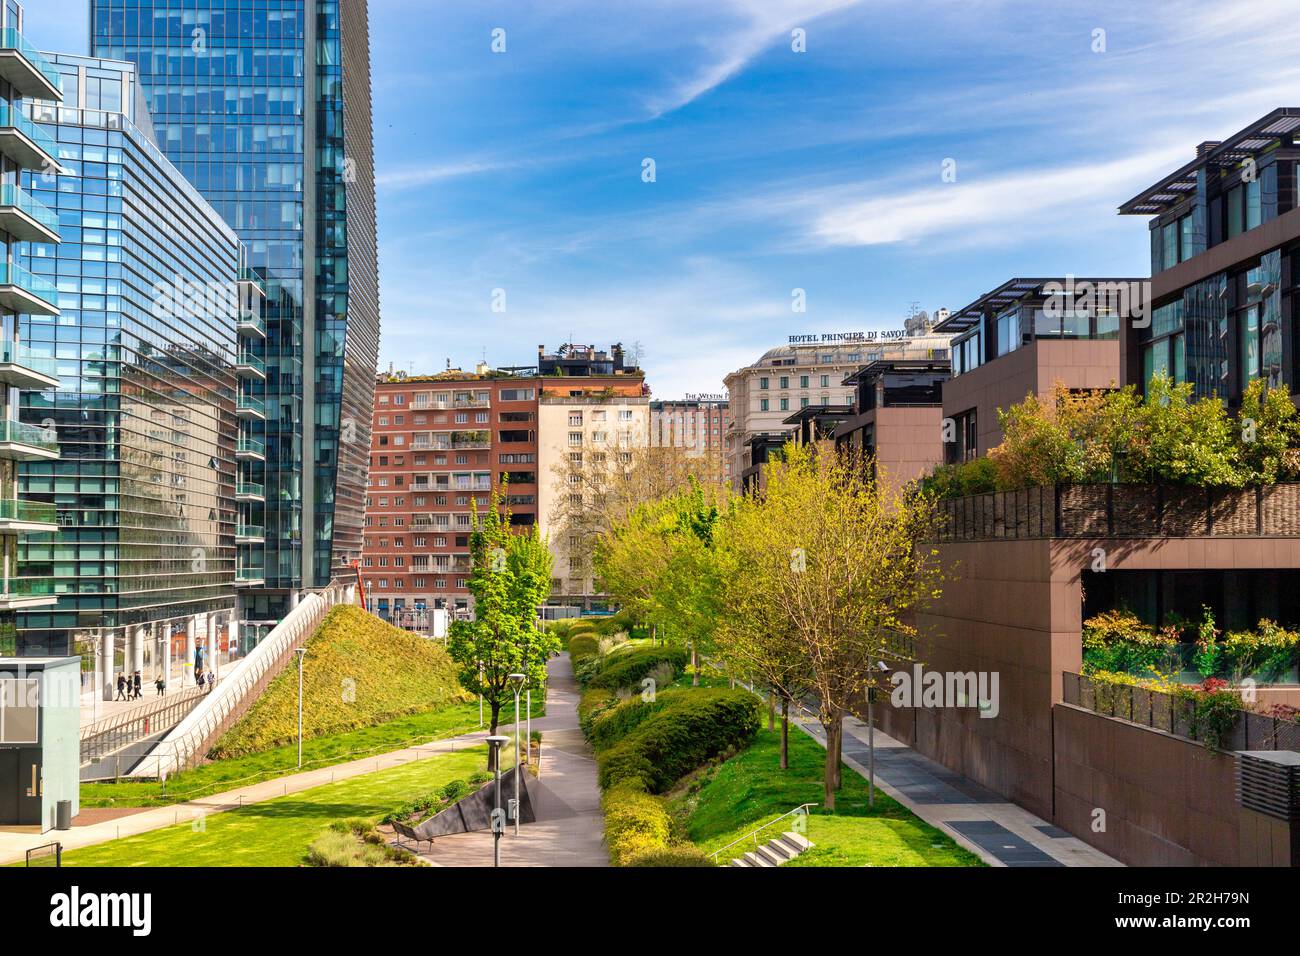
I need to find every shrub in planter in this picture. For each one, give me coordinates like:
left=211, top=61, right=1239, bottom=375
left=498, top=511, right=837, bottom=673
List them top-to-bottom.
left=1081, top=609, right=1177, bottom=675
left=1223, top=619, right=1300, bottom=680
left=587, top=646, right=689, bottom=691
left=596, top=688, right=761, bottom=793
left=601, top=782, right=672, bottom=866
left=628, top=846, right=714, bottom=867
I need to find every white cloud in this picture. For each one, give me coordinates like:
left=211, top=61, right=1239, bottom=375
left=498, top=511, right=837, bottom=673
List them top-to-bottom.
left=376, top=159, right=519, bottom=191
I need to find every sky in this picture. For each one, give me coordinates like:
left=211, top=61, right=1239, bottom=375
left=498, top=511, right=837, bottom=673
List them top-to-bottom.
left=28, top=0, right=1300, bottom=399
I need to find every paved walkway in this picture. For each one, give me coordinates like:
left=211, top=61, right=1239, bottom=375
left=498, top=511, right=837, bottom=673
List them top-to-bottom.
left=414, top=653, right=608, bottom=867
left=796, top=713, right=1120, bottom=867
left=0, top=724, right=491, bottom=866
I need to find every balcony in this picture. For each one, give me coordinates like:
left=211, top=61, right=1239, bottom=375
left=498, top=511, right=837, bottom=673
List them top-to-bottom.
left=0, top=29, right=63, bottom=100
left=0, top=101, right=58, bottom=171
left=0, top=184, right=59, bottom=244
left=0, top=262, right=58, bottom=316
left=237, top=312, right=267, bottom=339
left=0, top=341, right=58, bottom=389
left=235, top=351, right=266, bottom=380
left=236, top=396, right=267, bottom=421
left=452, top=397, right=491, bottom=409
left=0, top=419, right=58, bottom=460
left=451, top=430, right=490, bottom=449
left=235, top=437, right=266, bottom=462
left=236, top=481, right=265, bottom=502
left=0, top=498, right=57, bottom=533
left=236, top=523, right=264, bottom=543
left=235, top=564, right=265, bottom=587
left=0, top=575, right=55, bottom=609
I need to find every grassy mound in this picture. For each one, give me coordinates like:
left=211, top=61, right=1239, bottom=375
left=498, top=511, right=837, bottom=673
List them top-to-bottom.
left=212, top=606, right=472, bottom=759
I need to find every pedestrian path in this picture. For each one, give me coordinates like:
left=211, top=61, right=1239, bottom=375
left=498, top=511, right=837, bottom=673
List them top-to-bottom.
left=413, top=652, right=608, bottom=867
left=796, top=714, right=1120, bottom=867
left=0, top=723, right=491, bottom=866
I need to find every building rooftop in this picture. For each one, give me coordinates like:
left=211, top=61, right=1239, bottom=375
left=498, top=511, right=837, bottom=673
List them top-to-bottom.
left=1118, top=107, right=1300, bottom=216
left=935, top=277, right=1141, bottom=334
left=841, top=358, right=951, bottom=386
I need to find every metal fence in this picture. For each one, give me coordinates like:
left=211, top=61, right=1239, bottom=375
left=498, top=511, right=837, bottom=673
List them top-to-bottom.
left=938, top=483, right=1300, bottom=541
left=1062, top=672, right=1300, bottom=752
left=80, top=684, right=216, bottom=764
left=25, top=843, right=60, bottom=867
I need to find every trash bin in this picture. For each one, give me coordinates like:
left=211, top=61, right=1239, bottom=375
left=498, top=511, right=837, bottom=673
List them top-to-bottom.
left=56, top=800, right=72, bottom=831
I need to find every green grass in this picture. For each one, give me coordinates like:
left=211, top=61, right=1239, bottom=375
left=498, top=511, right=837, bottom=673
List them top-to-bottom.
left=80, top=701, right=483, bottom=808
left=675, top=726, right=984, bottom=867
left=60, top=746, right=488, bottom=867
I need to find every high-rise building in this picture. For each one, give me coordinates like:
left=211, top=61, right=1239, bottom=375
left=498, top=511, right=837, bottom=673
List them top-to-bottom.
left=0, top=0, right=63, bottom=655
left=90, top=0, right=381, bottom=632
left=16, top=50, right=246, bottom=675
left=364, top=369, right=541, bottom=625
left=649, top=396, right=729, bottom=484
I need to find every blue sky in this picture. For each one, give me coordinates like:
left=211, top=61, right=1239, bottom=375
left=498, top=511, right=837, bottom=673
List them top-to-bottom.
left=30, top=0, right=1300, bottom=398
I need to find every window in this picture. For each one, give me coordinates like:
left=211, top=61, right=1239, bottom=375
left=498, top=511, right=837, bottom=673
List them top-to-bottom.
left=800, top=375, right=809, bottom=388
left=820, top=375, right=829, bottom=388
left=779, top=376, right=789, bottom=389
left=759, top=377, right=769, bottom=390
left=759, top=398, right=769, bottom=411
left=779, top=398, right=789, bottom=411
left=568, top=412, right=583, bottom=426
left=568, top=431, right=583, bottom=446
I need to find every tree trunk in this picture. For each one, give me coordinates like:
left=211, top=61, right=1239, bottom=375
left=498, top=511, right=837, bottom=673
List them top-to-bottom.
left=691, top=642, right=699, bottom=687
left=767, top=691, right=775, bottom=732
left=779, top=695, right=789, bottom=770
left=829, top=712, right=843, bottom=792
left=822, top=718, right=837, bottom=811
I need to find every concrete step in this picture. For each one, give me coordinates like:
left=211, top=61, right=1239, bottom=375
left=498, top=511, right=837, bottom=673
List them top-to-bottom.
left=779, top=831, right=813, bottom=853
left=755, top=843, right=789, bottom=865
left=743, top=851, right=773, bottom=867
left=727, top=857, right=749, bottom=867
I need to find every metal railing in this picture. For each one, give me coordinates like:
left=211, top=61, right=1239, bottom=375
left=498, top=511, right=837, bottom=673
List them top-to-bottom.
left=938, top=483, right=1300, bottom=541
left=129, top=585, right=349, bottom=779
left=1062, top=672, right=1300, bottom=752
left=80, top=683, right=216, bottom=764
left=708, top=803, right=817, bottom=863
left=25, top=842, right=61, bottom=867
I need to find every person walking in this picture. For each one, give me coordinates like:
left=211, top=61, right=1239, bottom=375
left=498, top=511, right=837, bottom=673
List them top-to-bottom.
left=195, top=668, right=204, bottom=688
left=132, top=671, right=142, bottom=700
left=206, top=671, right=215, bottom=694
left=115, top=673, right=127, bottom=701
left=155, top=675, right=165, bottom=696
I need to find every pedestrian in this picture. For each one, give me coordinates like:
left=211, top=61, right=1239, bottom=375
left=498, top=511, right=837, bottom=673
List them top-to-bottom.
left=195, top=668, right=203, bottom=688
left=132, top=671, right=142, bottom=700
left=206, top=671, right=215, bottom=693
left=116, top=673, right=126, bottom=701
left=155, top=676, right=165, bottom=696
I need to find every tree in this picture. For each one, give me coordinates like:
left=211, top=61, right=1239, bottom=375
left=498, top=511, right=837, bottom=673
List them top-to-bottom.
left=1236, top=377, right=1300, bottom=484
left=717, top=441, right=944, bottom=809
left=447, top=493, right=558, bottom=767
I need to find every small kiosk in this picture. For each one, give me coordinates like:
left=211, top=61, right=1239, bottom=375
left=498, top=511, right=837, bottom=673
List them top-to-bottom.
left=0, top=658, right=80, bottom=831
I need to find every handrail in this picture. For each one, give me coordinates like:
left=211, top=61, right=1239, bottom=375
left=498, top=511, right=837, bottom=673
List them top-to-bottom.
left=130, top=584, right=348, bottom=779
left=81, top=682, right=214, bottom=740
left=80, top=683, right=217, bottom=763
left=708, top=803, right=817, bottom=862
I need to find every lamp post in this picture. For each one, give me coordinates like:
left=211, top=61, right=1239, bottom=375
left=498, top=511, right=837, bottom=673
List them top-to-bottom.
left=296, top=647, right=308, bottom=769
left=478, top=661, right=484, bottom=727
left=508, top=672, right=525, bottom=835
left=485, top=735, right=509, bottom=867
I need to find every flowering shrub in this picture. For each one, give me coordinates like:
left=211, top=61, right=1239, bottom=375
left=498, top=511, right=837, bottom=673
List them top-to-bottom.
left=1081, top=609, right=1177, bottom=675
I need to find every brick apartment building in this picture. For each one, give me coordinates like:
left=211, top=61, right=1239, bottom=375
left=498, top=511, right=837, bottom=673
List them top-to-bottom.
left=363, top=367, right=541, bottom=625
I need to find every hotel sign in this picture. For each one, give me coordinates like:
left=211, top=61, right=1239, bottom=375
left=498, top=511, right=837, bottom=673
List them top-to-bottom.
left=787, top=330, right=909, bottom=344
left=683, top=392, right=726, bottom=402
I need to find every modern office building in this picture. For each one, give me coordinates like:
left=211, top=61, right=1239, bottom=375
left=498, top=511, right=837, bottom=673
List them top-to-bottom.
left=0, top=0, right=63, bottom=658
left=90, top=0, right=382, bottom=632
left=15, top=51, right=244, bottom=681
left=1117, top=107, right=1300, bottom=406
left=934, top=278, right=1133, bottom=462
left=724, top=312, right=950, bottom=482
left=363, top=368, right=540, bottom=624
left=649, top=396, right=728, bottom=483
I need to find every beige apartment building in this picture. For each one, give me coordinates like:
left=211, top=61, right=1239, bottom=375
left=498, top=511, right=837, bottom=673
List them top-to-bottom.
left=723, top=313, right=952, bottom=480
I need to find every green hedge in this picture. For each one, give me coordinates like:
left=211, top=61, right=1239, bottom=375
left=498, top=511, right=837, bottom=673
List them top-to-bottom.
left=568, top=634, right=599, bottom=662
left=586, top=646, right=689, bottom=691
left=578, top=688, right=617, bottom=736
left=596, top=688, right=761, bottom=794
left=585, top=697, right=666, bottom=751
left=601, top=782, right=673, bottom=865
left=628, top=846, right=713, bottom=867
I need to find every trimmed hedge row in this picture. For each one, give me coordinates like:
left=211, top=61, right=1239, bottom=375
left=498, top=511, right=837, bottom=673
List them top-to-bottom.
left=568, top=634, right=599, bottom=662
left=585, top=646, right=689, bottom=691
left=578, top=688, right=617, bottom=737
left=596, top=688, right=761, bottom=794
left=585, top=697, right=666, bottom=752
left=601, top=783, right=673, bottom=865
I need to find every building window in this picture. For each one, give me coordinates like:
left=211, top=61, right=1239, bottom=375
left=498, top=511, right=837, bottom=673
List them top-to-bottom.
left=759, top=377, right=769, bottom=390
left=759, top=398, right=769, bottom=411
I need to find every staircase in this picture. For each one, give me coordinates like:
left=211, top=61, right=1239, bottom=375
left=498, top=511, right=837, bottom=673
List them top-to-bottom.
left=728, top=831, right=813, bottom=867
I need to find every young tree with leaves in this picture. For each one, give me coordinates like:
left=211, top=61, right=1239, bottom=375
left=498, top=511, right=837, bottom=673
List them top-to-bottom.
left=448, top=493, right=558, bottom=767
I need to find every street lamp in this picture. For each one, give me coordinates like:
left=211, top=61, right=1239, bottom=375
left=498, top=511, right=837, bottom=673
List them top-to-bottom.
left=295, top=647, right=308, bottom=769
left=867, top=658, right=890, bottom=809
left=478, top=661, right=484, bottom=728
left=508, top=672, right=526, bottom=835
left=485, top=735, right=509, bottom=867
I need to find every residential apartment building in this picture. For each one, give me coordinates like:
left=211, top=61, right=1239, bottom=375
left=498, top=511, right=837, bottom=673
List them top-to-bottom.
left=0, top=0, right=62, bottom=657
left=91, top=0, right=382, bottom=632
left=13, top=49, right=245, bottom=684
left=871, top=111, right=1300, bottom=867
left=935, top=277, right=1131, bottom=462
left=725, top=313, right=950, bottom=481
left=535, top=345, right=648, bottom=606
left=363, top=370, right=540, bottom=624
left=649, top=396, right=728, bottom=483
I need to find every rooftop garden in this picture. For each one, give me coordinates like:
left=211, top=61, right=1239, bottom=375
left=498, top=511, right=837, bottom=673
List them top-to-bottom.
left=924, top=375, right=1300, bottom=498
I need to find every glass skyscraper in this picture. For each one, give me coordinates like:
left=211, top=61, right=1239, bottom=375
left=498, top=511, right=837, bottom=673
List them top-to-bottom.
left=90, top=0, right=381, bottom=630
left=15, top=51, right=244, bottom=673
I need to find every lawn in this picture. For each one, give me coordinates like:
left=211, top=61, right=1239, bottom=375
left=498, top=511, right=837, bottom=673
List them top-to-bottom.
left=81, top=701, right=485, bottom=808
left=675, top=726, right=984, bottom=867
left=61, top=746, right=488, bottom=867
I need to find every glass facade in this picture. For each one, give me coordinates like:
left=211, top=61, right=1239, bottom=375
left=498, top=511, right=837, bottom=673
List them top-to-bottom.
left=91, top=0, right=380, bottom=621
left=14, top=53, right=238, bottom=655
